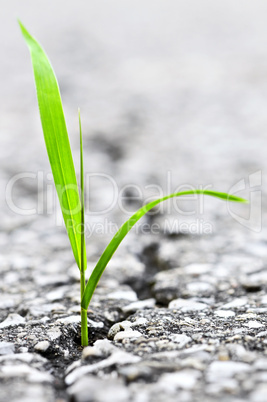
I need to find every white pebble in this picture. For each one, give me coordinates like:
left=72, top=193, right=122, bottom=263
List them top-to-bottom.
left=183, top=263, right=213, bottom=275
left=107, top=290, right=137, bottom=302
left=122, top=298, right=156, bottom=313
left=169, top=298, right=209, bottom=312
left=221, top=298, right=247, bottom=309
left=214, top=310, right=235, bottom=318
left=0, top=314, right=25, bottom=328
left=56, top=315, right=81, bottom=324
left=245, top=320, right=264, bottom=329
left=108, top=321, right=133, bottom=339
left=114, top=330, right=142, bottom=341
left=170, top=334, right=191, bottom=348
left=34, top=341, right=50, bottom=352
left=0, top=342, right=15, bottom=355
left=207, top=361, right=251, bottom=382
left=159, top=369, right=202, bottom=391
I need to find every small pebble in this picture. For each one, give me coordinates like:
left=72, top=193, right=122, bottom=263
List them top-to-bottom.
left=183, top=263, right=213, bottom=275
left=107, top=290, right=137, bottom=301
left=122, top=298, right=156, bottom=313
left=169, top=299, right=209, bottom=312
left=221, top=299, right=247, bottom=309
left=214, top=310, right=235, bottom=318
left=0, top=313, right=25, bottom=328
left=56, top=316, right=81, bottom=324
left=108, top=321, right=133, bottom=339
left=245, top=321, right=264, bottom=329
left=114, top=330, right=143, bottom=341
left=170, top=334, right=192, bottom=348
left=34, top=341, right=50, bottom=352
left=0, top=342, right=15, bottom=355
left=207, top=361, right=251, bottom=382
left=159, top=369, right=202, bottom=391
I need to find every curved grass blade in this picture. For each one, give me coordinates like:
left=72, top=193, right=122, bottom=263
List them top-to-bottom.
left=19, top=21, right=86, bottom=270
left=81, top=190, right=247, bottom=309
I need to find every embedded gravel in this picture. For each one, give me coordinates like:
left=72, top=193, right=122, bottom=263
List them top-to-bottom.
left=1, top=2, right=267, bottom=402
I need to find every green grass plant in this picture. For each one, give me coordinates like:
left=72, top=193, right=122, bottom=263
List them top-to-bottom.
left=19, top=22, right=247, bottom=346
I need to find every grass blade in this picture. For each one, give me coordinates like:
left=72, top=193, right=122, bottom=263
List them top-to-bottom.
left=19, top=21, right=86, bottom=270
left=79, top=109, right=86, bottom=274
left=79, top=110, right=88, bottom=346
left=81, top=190, right=247, bottom=309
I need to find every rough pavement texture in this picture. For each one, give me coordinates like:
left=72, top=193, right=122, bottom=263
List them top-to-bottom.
left=0, top=1, right=267, bottom=401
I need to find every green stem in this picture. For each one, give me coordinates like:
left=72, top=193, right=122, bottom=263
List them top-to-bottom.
left=79, top=109, right=88, bottom=347
left=80, top=270, right=88, bottom=346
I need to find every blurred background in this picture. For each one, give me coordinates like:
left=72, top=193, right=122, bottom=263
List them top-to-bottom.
left=0, top=0, right=266, bottom=266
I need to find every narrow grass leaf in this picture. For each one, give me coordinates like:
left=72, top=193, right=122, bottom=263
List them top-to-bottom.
left=19, top=21, right=86, bottom=270
left=79, top=109, right=86, bottom=275
left=82, top=190, right=247, bottom=309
